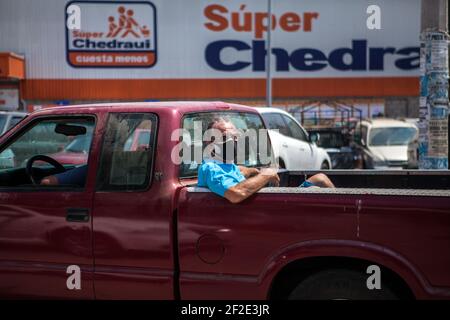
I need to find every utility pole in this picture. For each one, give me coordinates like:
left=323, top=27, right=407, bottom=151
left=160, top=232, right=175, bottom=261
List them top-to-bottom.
left=266, top=0, right=272, bottom=108
left=419, top=0, right=449, bottom=169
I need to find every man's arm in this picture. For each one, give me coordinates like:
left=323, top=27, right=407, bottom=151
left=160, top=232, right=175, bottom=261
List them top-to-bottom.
left=237, top=166, right=259, bottom=178
left=224, top=168, right=279, bottom=204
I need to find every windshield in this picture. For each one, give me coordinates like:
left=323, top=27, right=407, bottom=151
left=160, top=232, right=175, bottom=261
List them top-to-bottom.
left=180, top=111, right=273, bottom=178
left=369, top=127, right=417, bottom=146
left=315, top=131, right=345, bottom=148
left=64, top=136, right=91, bottom=153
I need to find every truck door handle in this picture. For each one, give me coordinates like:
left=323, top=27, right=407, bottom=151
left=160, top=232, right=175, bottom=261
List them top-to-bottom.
left=282, top=143, right=288, bottom=148
left=66, top=208, right=90, bottom=222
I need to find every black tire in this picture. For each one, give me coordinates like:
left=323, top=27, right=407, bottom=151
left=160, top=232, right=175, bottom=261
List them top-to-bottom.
left=278, top=158, right=286, bottom=169
left=320, top=161, right=330, bottom=169
left=288, top=269, right=399, bottom=300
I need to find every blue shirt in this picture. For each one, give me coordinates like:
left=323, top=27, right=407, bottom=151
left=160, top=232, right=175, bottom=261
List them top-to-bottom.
left=197, top=159, right=246, bottom=197
left=55, top=165, right=88, bottom=187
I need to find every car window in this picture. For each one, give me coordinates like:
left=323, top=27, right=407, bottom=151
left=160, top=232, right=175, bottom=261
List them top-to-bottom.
left=180, top=111, right=273, bottom=178
left=96, top=113, right=157, bottom=191
left=261, top=113, right=291, bottom=136
left=0, top=115, right=7, bottom=134
left=281, top=115, right=308, bottom=141
left=7, top=116, right=25, bottom=130
left=0, top=117, right=95, bottom=170
left=316, top=131, right=344, bottom=148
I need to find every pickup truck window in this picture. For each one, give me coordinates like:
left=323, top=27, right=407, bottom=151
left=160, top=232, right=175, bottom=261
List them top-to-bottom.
left=180, top=111, right=272, bottom=178
left=96, top=113, right=157, bottom=191
left=0, top=116, right=95, bottom=187
left=7, top=116, right=25, bottom=130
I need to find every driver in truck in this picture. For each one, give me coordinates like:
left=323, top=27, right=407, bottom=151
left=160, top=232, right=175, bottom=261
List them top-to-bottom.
left=198, top=117, right=335, bottom=204
left=40, top=164, right=88, bottom=187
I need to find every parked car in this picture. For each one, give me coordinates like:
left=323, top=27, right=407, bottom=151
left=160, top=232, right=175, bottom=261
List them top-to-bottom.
left=0, top=102, right=449, bottom=300
left=255, top=107, right=332, bottom=169
left=0, top=111, right=27, bottom=135
left=353, top=118, right=418, bottom=169
left=308, top=127, right=361, bottom=169
left=48, top=135, right=92, bottom=165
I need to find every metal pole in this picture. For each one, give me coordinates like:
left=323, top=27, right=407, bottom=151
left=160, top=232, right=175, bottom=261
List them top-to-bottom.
left=266, top=0, right=272, bottom=108
left=419, top=0, right=449, bottom=169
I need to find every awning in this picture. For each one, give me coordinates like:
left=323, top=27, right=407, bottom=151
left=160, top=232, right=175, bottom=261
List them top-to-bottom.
left=0, top=52, right=25, bottom=80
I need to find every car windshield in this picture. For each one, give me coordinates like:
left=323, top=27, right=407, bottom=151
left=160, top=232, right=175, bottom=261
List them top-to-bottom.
left=369, top=127, right=417, bottom=146
left=315, top=131, right=345, bottom=148
left=64, top=136, right=91, bottom=153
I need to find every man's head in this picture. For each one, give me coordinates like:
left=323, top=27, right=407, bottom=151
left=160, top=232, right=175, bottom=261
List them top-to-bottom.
left=205, top=117, right=241, bottom=164
left=206, top=117, right=239, bottom=137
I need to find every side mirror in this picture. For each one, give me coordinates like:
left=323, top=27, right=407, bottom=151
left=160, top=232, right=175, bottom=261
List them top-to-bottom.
left=310, top=132, right=320, bottom=143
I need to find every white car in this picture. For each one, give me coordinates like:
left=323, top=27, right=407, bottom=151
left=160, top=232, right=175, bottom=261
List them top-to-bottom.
left=255, top=107, right=332, bottom=170
left=353, top=118, right=418, bottom=169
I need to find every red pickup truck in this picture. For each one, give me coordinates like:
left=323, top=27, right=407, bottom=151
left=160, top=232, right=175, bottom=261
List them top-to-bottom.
left=0, top=101, right=449, bottom=300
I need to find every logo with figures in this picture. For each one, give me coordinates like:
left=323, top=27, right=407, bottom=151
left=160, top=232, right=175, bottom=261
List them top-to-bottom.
left=65, top=1, right=157, bottom=68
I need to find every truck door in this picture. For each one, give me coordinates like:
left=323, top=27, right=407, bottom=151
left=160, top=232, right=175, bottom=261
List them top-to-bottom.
left=92, top=112, right=173, bottom=299
left=0, top=115, right=97, bottom=298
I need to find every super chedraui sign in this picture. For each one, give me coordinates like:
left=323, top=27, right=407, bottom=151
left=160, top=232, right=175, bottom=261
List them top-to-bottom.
left=66, top=1, right=157, bottom=68
left=202, top=3, right=419, bottom=73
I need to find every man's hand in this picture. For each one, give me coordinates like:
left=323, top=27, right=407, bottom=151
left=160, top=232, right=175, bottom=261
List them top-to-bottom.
left=238, top=166, right=260, bottom=178
left=260, top=167, right=280, bottom=187
left=40, top=175, right=58, bottom=185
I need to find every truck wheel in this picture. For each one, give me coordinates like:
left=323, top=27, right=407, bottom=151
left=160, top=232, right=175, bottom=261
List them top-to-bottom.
left=278, top=158, right=286, bottom=169
left=320, top=161, right=330, bottom=169
left=288, top=269, right=399, bottom=300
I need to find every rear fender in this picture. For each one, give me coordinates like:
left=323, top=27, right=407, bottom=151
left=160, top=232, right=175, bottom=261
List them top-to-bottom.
left=259, top=239, right=450, bottom=299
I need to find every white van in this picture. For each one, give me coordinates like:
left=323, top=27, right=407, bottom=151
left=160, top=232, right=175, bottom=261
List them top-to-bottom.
left=353, top=118, right=418, bottom=169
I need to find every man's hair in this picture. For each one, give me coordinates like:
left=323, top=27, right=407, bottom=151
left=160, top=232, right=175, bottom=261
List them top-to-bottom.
left=206, top=117, right=230, bottom=131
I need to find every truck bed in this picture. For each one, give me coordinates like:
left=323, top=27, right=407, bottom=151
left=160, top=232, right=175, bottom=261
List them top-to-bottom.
left=283, top=169, right=450, bottom=190
left=178, top=170, right=450, bottom=299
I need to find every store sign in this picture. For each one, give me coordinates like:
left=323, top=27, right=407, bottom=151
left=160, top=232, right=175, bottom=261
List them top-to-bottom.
left=65, top=1, right=157, bottom=68
left=202, top=3, right=419, bottom=73
left=0, top=88, right=19, bottom=111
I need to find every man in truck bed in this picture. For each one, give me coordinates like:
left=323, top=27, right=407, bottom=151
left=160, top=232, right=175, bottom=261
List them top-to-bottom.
left=198, top=117, right=335, bottom=203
